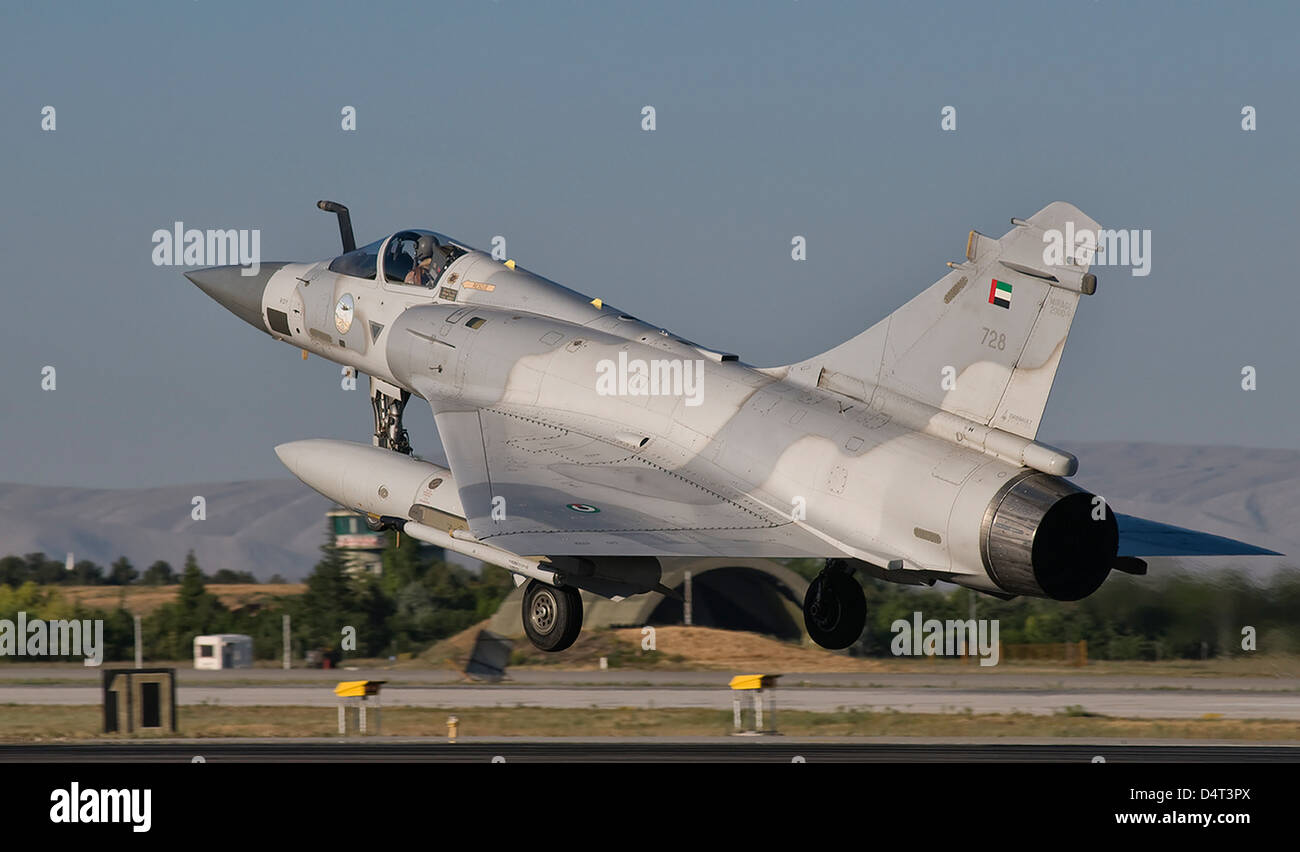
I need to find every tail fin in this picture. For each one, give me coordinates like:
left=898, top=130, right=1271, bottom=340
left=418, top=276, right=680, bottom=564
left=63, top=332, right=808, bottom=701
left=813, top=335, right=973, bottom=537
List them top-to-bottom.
left=787, top=201, right=1101, bottom=439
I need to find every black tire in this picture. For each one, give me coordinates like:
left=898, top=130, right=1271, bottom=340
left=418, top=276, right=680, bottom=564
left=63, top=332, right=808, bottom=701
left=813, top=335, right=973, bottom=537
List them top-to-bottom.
left=803, top=571, right=866, bottom=650
left=522, top=581, right=584, bottom=652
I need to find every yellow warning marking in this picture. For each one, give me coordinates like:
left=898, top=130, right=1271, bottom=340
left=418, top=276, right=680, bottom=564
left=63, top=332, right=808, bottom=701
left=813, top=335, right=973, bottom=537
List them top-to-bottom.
left=729, top=674, right=779, bottom=690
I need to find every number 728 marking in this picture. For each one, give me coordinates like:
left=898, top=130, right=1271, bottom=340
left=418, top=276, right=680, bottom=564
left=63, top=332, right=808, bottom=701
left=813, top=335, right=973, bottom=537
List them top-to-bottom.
left=980, top=327, right=1006, bottom=350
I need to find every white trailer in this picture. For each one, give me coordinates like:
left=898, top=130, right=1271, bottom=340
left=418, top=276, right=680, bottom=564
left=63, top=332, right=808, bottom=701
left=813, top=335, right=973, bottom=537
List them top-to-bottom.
left=193, top=634, right=254, bottom=670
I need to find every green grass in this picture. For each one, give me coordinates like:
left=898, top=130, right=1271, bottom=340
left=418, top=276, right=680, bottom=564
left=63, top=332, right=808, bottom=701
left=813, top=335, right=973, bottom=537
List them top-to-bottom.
left=1, top=704, right=1297, bottom=741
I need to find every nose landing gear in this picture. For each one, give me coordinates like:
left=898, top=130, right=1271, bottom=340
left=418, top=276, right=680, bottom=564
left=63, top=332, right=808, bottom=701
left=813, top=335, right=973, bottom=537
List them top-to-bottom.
left=370, top=377, right=412, bottom=456
left=364, top=378, right=412, bottom=531
left=804, top=559, right=867, bottom=650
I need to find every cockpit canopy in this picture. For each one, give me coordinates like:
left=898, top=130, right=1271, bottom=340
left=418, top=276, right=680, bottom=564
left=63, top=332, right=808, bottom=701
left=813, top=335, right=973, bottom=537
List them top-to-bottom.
left=328, top=229, right=473, bottom=286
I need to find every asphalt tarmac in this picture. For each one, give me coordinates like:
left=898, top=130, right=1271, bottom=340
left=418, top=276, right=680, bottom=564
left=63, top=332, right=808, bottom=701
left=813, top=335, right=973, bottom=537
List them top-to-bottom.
left=7, top=665, right=1299, bottom=691
left=2, top=680, right=1297, bottom=718
left=2, top=738, right=1298, bottom=763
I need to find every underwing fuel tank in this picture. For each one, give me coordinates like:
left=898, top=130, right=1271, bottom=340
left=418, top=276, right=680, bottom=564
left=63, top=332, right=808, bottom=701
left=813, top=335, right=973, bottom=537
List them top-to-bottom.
left=274, top=439, right=466, bottom=530
left=274, top=439, right=672, bottom=597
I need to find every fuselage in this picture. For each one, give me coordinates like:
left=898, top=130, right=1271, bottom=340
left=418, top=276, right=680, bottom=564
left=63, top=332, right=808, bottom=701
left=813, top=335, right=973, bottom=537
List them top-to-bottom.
left=191, top=207, right=1280, bottom=613
left=244, top=233, right=1088, bottom=598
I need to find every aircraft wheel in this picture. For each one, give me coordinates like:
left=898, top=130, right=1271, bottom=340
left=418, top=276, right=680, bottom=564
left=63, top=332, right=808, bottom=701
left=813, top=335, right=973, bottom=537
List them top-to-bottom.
left=804, top=571, right=866, bottom=650
left=522, top=580, right=583, bottom=652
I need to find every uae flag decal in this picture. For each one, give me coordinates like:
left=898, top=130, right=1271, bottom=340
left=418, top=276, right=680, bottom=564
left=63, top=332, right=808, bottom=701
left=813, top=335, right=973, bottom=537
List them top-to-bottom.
left=988, top=278, right=1012, bottom=309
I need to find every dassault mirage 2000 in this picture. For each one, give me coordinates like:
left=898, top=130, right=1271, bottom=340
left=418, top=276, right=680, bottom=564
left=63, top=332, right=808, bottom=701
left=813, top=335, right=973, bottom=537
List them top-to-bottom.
left=188, top=200, right=1278, bottom=652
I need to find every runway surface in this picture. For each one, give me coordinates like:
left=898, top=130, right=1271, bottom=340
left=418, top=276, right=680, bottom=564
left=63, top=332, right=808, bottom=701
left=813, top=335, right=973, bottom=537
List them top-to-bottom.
left=5, top=665, right=1299, bottom=720
left=6, top=665, right=1299, bottom=691
left=3, top=683, right=1298, bottom=718
left=2, top=738, right=1298, bottom=763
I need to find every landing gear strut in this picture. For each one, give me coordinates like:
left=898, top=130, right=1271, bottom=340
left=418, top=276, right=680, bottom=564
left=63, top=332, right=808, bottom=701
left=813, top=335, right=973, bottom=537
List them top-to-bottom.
left=370, top=378, right=411, bottom=455
left=804, top=559, right=867, bottom=650
left=522, top=580, right=584, bottom=652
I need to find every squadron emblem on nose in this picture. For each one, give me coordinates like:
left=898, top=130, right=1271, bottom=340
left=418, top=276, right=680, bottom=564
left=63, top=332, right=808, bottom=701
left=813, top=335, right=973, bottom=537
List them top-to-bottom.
left=335, top=293, right=355, bottom=334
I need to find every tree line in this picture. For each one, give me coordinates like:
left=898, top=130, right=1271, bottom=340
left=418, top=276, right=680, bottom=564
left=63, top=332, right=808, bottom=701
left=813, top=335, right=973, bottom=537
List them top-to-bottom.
left=0, top=524, right=514, bottom=663
left=3, top=539, right=1296, bottom=663
left=0, top=552, right=262, bottom=586
left=786, top=558, right=1300, bottom=660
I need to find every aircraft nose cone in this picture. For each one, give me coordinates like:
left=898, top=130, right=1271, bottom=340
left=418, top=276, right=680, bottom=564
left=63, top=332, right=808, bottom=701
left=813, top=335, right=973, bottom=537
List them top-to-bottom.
left=185, top=263, right=285, bottom=331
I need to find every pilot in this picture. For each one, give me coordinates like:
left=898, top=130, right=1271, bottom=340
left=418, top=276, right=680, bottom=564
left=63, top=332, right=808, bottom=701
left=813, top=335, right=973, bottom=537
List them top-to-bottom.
left=404, top=235, right=444, bottom=287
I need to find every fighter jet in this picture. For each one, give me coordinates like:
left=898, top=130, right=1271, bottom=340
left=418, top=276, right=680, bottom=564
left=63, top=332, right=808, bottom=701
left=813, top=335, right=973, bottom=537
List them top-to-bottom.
left=187, top=200, right=1278, bottom=652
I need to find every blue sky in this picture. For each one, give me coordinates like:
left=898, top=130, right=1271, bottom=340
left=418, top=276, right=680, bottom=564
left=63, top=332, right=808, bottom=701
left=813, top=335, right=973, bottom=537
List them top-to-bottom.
left=1, top=1, right=1296, bottom=487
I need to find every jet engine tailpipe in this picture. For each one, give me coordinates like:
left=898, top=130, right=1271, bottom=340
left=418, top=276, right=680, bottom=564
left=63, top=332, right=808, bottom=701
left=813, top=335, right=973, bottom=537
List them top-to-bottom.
left=981, top=472, right=1118, bottom=600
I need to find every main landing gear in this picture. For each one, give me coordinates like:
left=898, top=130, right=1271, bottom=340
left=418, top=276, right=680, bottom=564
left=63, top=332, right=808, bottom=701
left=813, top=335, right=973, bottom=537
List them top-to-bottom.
left=804, top=559, right=867, bottom=650
left=522, top=580, right=584, bottom=652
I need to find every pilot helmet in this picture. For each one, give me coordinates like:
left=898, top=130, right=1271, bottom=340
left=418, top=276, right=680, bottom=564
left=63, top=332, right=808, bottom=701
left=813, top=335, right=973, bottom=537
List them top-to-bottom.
left=415, top=234, right=441, bottom=262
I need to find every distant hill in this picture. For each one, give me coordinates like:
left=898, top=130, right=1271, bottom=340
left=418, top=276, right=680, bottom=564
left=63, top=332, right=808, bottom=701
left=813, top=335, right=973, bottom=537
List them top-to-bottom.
left=0, top=442, right=1292, bottom=582
left=1066, top=442, right=1296, bottom=575
left=0, top=479, right=332, bottom=582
